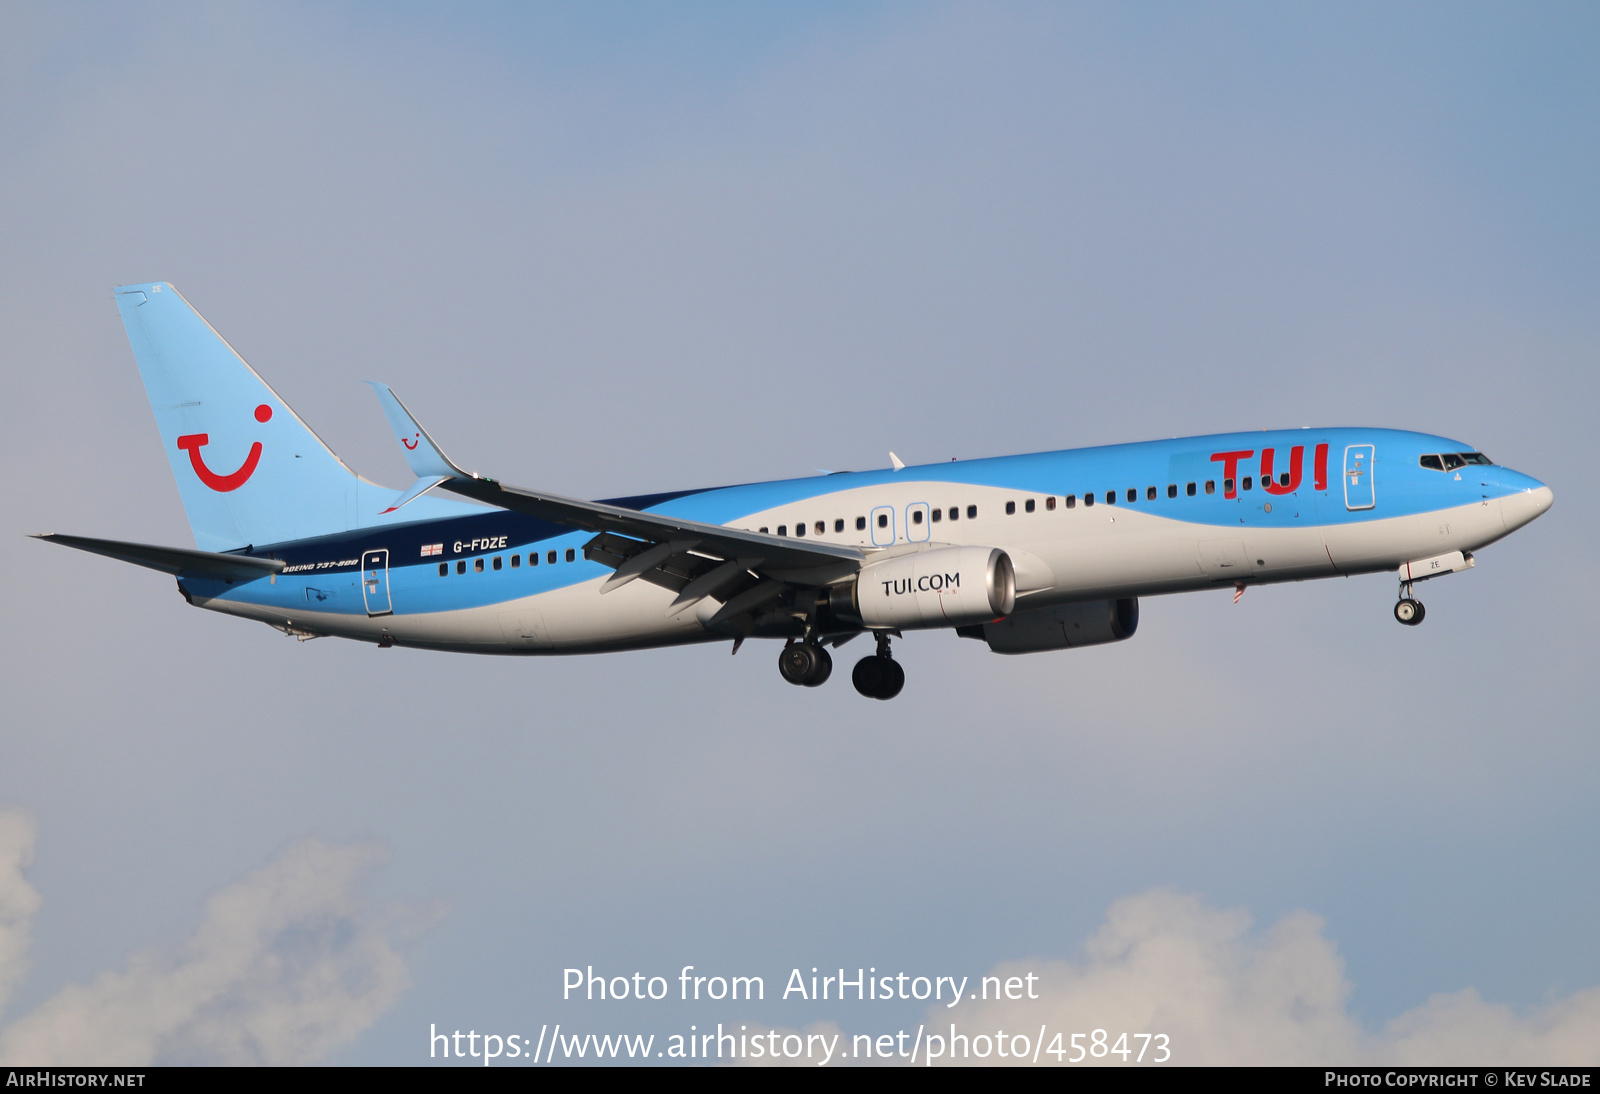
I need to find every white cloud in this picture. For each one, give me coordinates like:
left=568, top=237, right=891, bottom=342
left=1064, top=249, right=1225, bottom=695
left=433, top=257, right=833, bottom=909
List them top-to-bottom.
left=0, top=810, right=42, bottom=1021
left=0, top=820, right=422, bottom=1065
left=931, top=890, right=1600, bottom=1066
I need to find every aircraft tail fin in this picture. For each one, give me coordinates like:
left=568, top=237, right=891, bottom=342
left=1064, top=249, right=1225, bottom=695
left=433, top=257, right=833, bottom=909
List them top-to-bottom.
left=114, top=283, right=478, bottom=550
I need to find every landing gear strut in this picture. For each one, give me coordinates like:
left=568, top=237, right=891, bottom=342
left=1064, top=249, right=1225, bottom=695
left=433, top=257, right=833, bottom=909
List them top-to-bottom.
left=1394, top=581, right=1425, bottom=626
left=852, top=633, right=905, bottom=700
left=778, top=640, right=833, bottom=687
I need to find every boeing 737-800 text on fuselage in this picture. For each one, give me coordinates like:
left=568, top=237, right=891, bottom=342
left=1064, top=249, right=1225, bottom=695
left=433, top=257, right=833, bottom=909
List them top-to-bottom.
left=36, top=284, right=1553, bottom=699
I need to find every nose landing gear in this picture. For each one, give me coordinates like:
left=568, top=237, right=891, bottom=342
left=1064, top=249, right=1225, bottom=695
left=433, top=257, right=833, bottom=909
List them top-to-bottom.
left=1393, top=581, right=1426, bottom=626
left=852, top=632, right=905, bottom=700
left=778, top=640, right=833, bottom=687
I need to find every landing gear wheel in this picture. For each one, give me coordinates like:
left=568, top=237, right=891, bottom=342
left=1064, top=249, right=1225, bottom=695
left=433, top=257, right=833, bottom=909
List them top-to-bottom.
left=1393, top=598, right=1425, bottom=626
left=852, top=634, right=906, bottom=700
left=778, top=642, right=832, bottom=686
left=805, top=644, right=832, bottom=687
left=852, top=656, right=887, bottom=698
left=876, top=658, right=904, bottom=699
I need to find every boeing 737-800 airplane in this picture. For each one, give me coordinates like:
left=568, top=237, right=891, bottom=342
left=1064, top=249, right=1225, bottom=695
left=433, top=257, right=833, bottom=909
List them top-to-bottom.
left=37, top=283, right=1553, bottom=699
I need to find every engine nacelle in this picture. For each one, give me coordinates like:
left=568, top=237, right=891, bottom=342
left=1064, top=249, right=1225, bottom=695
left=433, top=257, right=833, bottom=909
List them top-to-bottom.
left=827, top=546, right=1016, bottom=630
left=960, top=597, right=1138, bottom=653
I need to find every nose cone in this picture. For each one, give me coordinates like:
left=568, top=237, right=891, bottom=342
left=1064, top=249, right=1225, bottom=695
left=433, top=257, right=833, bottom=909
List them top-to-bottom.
left=1498, top=468, right=1554, bottom=533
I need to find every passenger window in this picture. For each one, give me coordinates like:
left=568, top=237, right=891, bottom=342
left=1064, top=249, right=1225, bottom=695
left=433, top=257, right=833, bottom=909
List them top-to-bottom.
left=1441, top=454, right=1466, bottom=471
left=1420, top=455, right=1444, bottom=471
left=1280, top=472, right=1291, bottom=486
left=1242, top=476, right=1253, bottom=490
left=1223, top=478, right=1234, bottom=494
left=1205, top=480, right=1215, bottom=494
left=1168, top=484, right=1178, bottom=498
left=1146, top=486, right=1156, bottom=501
left=1126, top=488, right=1136, bottom=503
left=1105, top=491, right=1116, bottom=505
left=1084, top=493, right=1094, bottom=507
left=1064, top=494, right=1076, bottom=508
left=1045, top=496, right=1056, bottom=511
left=1024, top=499, right=1035, bottom=513
left=1006, top=501, right=1016, bottom=515
left=967, top=505, right=977, bottom=519
left=949, top=507, right=959, bottom=521
left=931, top=508, right=942, bottom=522
left=912, top=509, right=924, bottom=524
left=877, top=513, right=889, bottom=528
left=856, top=517, right=866, bottom=530
left=834, top=519, right=844, bottom=532
left=815, top=521, right=825, bottom=535
left=795, top=522, right=806, bottom=537
left=777, top=525, right=788, bottom=536
left=760, top=526, right=769, bottom=534
left=565, top=548, right=576, bottom=563
left=547, top=550, right=557, bottom=565
left=529, top=552, right=538, bottom=566
left=511, top=555, right=520, bottom=568
left=492, top=556, right=503, bottom=571
left=474, top=558, right=484, bottom=573
left=457, top=560, right=466, bottom=574
left=439, top=562, right=448, bottom=577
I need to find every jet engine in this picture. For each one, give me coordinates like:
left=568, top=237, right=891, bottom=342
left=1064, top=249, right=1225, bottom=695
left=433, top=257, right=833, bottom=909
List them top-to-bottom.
left=825, top=546, right=1016, bottom=630
left=959, top=597, right=1139, bottom=653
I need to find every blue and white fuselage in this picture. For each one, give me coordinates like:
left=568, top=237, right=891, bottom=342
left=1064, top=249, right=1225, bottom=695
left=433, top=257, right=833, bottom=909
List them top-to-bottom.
left=38, top=284, right=1553, bottom=699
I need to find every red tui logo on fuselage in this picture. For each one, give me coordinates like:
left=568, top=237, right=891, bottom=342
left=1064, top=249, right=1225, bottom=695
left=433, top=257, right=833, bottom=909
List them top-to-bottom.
left=1210, top=443, right=1330, bottom=499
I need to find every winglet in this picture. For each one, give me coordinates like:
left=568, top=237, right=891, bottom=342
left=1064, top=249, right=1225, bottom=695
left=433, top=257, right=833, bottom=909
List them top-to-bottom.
left=366, top=382, right=471, bottom=481
left=889, top=452, right=906, bottom=471
left=379, top=475, right=449, bottom=515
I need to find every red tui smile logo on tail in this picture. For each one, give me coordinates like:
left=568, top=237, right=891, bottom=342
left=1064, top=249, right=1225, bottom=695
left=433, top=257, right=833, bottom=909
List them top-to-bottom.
left=176, top=404, right=272, bottom=492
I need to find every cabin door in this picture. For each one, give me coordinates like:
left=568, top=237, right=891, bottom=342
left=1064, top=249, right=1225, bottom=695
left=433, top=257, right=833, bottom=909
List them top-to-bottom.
left=1344, top=446, right=1376, bottom=511
left=361, top=549, right=393, bottom=616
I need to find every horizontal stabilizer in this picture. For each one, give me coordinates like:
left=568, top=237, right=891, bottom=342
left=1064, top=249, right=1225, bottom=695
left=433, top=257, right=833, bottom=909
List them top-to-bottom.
left=33, top=533, right=285, bottom=582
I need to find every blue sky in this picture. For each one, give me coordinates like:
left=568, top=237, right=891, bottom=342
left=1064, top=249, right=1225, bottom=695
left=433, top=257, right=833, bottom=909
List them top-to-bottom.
left=0, top=2, right=1595, bottom=1064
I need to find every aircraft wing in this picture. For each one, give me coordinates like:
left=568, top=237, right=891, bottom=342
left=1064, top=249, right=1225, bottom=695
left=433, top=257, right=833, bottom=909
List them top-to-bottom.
left=369, top=384, right=866, bottom=616
left=439, top=475, right=862, bottom=567
left=33, top=533, right=286, bottom=581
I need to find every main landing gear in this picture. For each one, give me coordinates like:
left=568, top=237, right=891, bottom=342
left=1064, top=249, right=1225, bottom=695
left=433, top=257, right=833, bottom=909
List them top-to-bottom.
left=1393, top=581, right=1426, bottom=626
left=777, top=632, right=904, bottom=699
left=851, top=633, right=905, bottom=701
left=778, top=640, right=833, bottom=687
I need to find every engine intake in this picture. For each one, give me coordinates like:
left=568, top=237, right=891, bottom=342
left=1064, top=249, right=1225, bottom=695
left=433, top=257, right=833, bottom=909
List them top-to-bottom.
left=827, top=546, right=1016, bottom=630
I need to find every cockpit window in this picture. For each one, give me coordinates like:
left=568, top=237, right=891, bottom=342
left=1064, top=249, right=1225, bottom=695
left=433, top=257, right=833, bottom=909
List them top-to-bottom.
left=1422, top=451, right=1495, bottom=472
left=1433, top=451, right=1491, bottom=473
